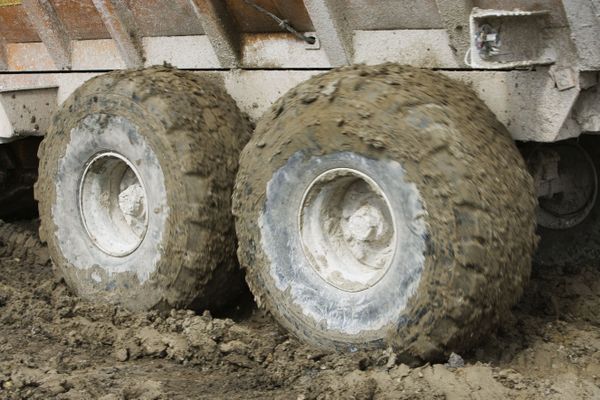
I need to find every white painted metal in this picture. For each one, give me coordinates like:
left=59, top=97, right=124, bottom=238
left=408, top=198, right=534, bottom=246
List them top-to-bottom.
left=0, top=2, right=599, bottom=143
left=468, top=8, right=555, bottom=69
left=0, top=67, right=585, bottom=142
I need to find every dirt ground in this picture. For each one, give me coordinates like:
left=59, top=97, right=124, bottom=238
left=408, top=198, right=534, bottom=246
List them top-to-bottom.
left=1, top=222, right=600, bottom=399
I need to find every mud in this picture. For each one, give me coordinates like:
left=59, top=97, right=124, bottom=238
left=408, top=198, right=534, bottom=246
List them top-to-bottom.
left=0, top=222, right=598, bottom=399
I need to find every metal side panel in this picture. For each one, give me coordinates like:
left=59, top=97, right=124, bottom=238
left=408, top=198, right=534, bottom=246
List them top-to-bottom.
left=561, top=0, right=600, bottom=70
left=0, top=69, right=586, bottom=142
left=0, top=87, right=57, bottom=141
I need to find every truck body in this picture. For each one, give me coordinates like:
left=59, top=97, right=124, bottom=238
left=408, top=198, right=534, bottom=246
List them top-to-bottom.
left=0, top=0, right=598, bottom=144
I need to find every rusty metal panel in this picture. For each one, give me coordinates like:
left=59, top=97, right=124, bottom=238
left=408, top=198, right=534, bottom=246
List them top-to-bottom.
left=51, top=0, right=110, bottom=40
left=125, top=0, right=204, bottom=37
left=225, top=0, right=313, bottom=33
left=0, top=4, right=40, bottom=43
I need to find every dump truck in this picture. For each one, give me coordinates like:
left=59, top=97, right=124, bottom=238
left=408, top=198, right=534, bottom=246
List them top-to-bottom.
left=0, top=0, right=598, bottom=362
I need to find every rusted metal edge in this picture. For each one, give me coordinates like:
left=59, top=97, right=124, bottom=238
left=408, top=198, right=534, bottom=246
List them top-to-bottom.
left=22, top=0, right=71, bottom=70
left=92, top=0, right=144, bottom=68
left=188, top=0, right=240, bottom=68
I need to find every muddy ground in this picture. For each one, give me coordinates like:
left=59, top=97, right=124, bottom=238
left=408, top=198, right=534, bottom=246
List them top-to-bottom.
left=0, top=222, right=600, bottom=399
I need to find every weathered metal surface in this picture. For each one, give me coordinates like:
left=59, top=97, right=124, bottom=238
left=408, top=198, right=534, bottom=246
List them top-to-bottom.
left=0, top=0, right=598, bottom=145
left=0, top=0, right=584, bottom=71
left=22, top=0, right=71, bottom=70
left=51, top=0, right=109, bottom=40
left=92, top=0, right=144, bottom=68
left=127, top=0, right=204, bottom=37
left=188, top=0, right=240, bottom=67
left=225, top=0, right=313, bottom=33
left=303, top=0, right=351, bottom=66
left=342, top=0, right=443, bottom=30
left=435, top=0, right=472, bottom=66
left=476, top=0, right=568, bottom=26
left=561, top=0, right=600, bottom=70
left=0, top=4, right=39, bottom=43
left=468, top=9, right=556, bottom=69
left=353, top=30, right=459, bottom=68
left=241, top=32, right=329, bottom=68
left=142, top=35, right=219, bottom=68
left=5, top=41, right=54, bottom=71
left=0, top=68, right=585, bottom=142
left=445, top=69, right=580, bottom=141
left=0, top=87, right=57, bottom=140
left=574, top=87, right=600, bottom=133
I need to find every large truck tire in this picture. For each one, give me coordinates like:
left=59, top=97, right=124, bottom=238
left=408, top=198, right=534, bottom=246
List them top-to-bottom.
left=233, top=64, right=537, bottom=362
left=35, top=67, right=251, bottom=311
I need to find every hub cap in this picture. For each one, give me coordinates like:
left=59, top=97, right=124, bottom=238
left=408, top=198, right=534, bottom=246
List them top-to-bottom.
left=79, top=152, right=148, bottom=256
left=298, top=168, right=396, bottom=292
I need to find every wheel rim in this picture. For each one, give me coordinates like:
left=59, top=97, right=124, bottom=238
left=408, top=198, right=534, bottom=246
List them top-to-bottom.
left=528, top=142, right=598, bottom=230
left=79, top=151, right=149, bottom=257
left=298, top=168, right=397, bottom=292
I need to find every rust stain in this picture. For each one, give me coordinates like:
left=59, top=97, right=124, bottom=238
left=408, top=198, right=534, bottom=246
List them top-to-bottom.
left=51, top=0, right=110, bottom=40
left=225, top=0, right=313, bottom=33
left=0, top=5, right=39, bottom=43
left=242, top=31, right=297, bottom=45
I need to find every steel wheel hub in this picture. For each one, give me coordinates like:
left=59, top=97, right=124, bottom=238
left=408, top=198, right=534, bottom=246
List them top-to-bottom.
left=79, top=151, right=148, bottom=256
left=298, top=168, right=396, bottom=292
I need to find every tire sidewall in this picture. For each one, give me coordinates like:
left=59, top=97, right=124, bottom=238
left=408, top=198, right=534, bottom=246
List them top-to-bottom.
left=43, top=94, right=181, bottom=309
left=237, top=96, right=455, bottom=349
left=260, top=151, right=428, bottom=345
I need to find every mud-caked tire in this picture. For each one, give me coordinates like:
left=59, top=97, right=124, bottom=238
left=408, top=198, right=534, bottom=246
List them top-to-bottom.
left=233, top=64, right=537, bottom=362
left=36, top=67, right=251, bottom=311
